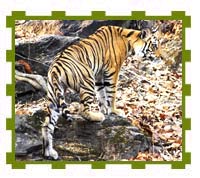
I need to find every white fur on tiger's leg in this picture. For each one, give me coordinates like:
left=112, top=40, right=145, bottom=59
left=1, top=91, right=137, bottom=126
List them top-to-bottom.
left=95, top=74, right=108, bottom=115
left=96, top=85, right=108, bottom=115
left=42, top=109, right=60, bottom=160
left=42, top=124, right=58, bottom=160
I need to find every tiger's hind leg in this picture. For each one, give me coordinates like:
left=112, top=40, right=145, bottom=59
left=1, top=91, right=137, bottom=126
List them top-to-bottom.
left=42, top=77, right=71, bottom=160
left=42, top=93, right=72, bottom=160
left=42, top=103, right=60, bottom=160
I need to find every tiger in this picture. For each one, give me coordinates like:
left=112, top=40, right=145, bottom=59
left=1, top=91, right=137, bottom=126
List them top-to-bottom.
left=42, top=25, right=161, bottom=160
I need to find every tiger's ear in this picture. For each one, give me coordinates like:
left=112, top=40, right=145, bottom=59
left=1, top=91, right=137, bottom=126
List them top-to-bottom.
left=151, top=25, right=159, bottom=33
left=139, top=28, right=151, bottom=39
left=139, top=30, right=147, bottom=39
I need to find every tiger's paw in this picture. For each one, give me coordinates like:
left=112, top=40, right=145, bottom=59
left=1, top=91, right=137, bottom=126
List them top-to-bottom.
left=110, top=109, right=126, bottom=118
left=82, top=111, right=105, bottom=122
left=44, top=148, right=59, bottom=160
left=44, top=155, right=61, bottom=161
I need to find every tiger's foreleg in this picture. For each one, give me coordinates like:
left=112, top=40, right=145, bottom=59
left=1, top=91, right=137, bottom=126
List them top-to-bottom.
left=104, top=69, right=125, bottom=117
left=95, top=74, right=108, bottom=114
left=97, top=87, right=108, bottom=114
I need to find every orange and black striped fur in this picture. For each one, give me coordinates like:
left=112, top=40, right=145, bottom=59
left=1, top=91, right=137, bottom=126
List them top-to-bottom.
left=42, top=25, right=161, bottom=159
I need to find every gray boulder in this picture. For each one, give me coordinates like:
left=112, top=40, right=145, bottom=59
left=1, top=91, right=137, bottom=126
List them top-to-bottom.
left=15, top=35, right=80, bottom=76
left=15, top=110, right=151, bottom=161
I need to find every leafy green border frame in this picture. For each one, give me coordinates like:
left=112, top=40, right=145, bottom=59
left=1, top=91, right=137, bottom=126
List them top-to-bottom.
left=6, top=11, right=191, bottom=169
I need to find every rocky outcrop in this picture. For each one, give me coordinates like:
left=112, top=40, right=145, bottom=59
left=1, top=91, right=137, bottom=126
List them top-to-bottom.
left=15, top=35, right=80, bottom=76
left=15, top=111, right=151, bottom=161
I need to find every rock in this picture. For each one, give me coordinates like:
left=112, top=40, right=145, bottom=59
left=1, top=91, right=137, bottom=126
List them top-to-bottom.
left=15, top=35, right=80, bottom=76
left=15, top=80, right=46, bottom=103
left=16, top=80, right=36, bottom=95
left=15, top=111, right=152, bottom=161
left=15, top=115, right=42, bottom=158
left=56, top=117, right=151, bottom=160
left=16, top=133, right=42, bottom=156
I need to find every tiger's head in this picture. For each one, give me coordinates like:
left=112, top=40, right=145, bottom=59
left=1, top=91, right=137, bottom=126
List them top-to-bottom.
left=121, top=27, right=162, bottom=60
